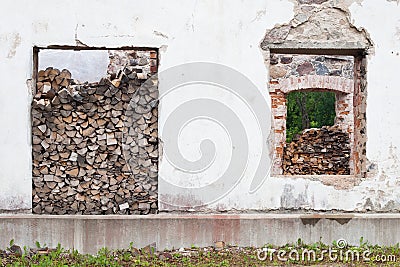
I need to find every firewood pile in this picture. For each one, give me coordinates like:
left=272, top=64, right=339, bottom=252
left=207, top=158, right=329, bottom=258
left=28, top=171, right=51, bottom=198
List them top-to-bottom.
left=31, top=50, right=159, bottom=214
left=283, top=125, right=350, bottom=175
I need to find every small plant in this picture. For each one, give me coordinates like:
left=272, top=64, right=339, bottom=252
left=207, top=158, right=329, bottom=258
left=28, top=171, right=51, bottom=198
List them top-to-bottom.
left=359, top=236, right=370, bottom=248
left=35, top=241, right=47, bottom=249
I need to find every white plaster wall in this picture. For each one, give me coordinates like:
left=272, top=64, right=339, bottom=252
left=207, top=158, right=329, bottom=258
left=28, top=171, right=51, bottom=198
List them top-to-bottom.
left=1, top=0, right=400, bottom=212
left=38, top=50, right=109, bottom=82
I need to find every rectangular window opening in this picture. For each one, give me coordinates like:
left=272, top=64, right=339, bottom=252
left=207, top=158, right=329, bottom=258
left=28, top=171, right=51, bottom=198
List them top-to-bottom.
left=31, top=47, right=159, bottom=215
left=269, top=52, right=367, bottom=177
left=284, top=91, right=349, bottom=175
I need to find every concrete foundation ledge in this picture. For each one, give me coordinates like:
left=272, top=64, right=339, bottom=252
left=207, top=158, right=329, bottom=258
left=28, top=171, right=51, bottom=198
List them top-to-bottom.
left=0, top=213, right=399, bottom=254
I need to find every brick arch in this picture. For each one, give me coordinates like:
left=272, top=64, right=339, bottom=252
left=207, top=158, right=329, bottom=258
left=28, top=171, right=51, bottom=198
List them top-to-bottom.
left=269, top=75, right=354, bottom=94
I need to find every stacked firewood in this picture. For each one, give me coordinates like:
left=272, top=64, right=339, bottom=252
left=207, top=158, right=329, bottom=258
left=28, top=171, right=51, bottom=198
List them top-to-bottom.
left=31, top=51, right=159, bottom=214
left=283, top=125, right=350, bottom=175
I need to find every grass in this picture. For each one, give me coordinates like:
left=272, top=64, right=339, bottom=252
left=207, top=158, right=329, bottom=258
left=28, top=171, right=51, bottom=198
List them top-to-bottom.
left=2, top=238, right=400, bottom=266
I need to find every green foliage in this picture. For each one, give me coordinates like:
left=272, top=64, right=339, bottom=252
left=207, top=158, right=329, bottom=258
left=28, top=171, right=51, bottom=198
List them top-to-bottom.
left=286, top=91, right=336, bottom=142
left=2, top=240, right=400, bottom=266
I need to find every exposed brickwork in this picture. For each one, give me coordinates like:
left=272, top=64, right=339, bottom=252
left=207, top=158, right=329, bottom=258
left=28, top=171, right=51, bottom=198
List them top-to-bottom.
left=261, top=0, right=371, bottom=182
left=261, top=7, right=372, bottom=50
left=269, top=54, right=357, bottom=175
left=353, top=56, right=368, bottom=177
left=270, top=89, right=287, bottom=174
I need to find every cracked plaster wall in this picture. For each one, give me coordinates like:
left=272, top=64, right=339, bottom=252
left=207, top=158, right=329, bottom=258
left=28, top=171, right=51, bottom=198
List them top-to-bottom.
left=1, top=0, right=400, bottom=212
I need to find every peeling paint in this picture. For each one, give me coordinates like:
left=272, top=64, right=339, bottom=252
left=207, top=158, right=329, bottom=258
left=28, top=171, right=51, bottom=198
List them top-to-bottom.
left=261, top=2, right=373, bottom=51
left=159, top=45, right=168, bottom=53
left=25, top=79, right=34, bottom=97
left=280, top=184, right=308, bottom=208
left=363, top=198, right=374, bottom=211
left=382, top=200, right=400, bottom=211
left=327, top=218, right=352, bottom=225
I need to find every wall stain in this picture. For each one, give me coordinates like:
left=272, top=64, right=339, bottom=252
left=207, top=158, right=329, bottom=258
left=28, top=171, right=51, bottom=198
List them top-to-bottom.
left=251, top=9, right=266, bottom=22
left=33, top=22, right=48, bottom=34
left=395, top=27, right=400, bottom=41
left=153, top=31, right=169, bottom=39
left=6, top=33, right=21, bottom=59
left=280, top=184, right=308, bottom=208
left=160, top=193, right=204, bottom=211
left=0, top=194, right=30, bottom=210
left=363, top=198, right=374, bottom=211
left=327, top=218, right=352, bottom=225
